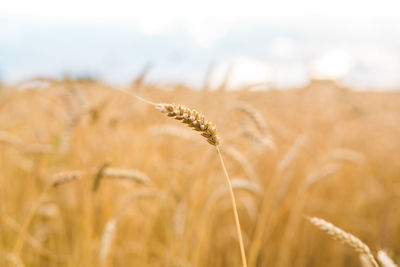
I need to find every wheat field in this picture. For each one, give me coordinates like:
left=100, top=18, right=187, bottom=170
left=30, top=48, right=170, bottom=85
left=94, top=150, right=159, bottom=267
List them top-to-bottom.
left=0, top=78, right=399, bottom=267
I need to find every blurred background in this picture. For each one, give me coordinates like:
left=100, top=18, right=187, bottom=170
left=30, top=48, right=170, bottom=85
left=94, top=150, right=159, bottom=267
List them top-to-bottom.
left=1, top=0, right=400, bottom=90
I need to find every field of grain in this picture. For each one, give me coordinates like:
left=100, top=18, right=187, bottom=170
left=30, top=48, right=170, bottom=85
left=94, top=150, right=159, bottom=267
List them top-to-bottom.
left=0, top=78, right=399, bottom=267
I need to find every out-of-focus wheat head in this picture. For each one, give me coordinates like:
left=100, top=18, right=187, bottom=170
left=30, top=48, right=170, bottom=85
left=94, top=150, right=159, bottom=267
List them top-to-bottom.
left=308, top=217, right=379, bottom=267
left=378, top=250, right=398, bottom=267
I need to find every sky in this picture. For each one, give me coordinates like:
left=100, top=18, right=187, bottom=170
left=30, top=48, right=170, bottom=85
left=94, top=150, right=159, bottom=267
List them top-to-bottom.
left=1, top=0, right=400, bottom=89
left=2, top=0, right=399, bottom=45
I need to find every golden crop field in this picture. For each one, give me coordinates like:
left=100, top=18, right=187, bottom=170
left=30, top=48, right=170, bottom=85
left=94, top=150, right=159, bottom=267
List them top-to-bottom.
left=0, top=78, right=399, bottom=267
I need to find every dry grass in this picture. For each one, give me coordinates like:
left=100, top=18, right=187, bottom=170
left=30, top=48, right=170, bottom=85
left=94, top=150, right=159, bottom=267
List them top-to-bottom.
left=0, top=79, right=400, bottom=266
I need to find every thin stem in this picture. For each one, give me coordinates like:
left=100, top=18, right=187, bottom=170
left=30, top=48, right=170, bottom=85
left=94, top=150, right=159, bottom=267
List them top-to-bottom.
left=111, top=87, right=159, bottom=106
left=216, top=145, right=248, bottom=267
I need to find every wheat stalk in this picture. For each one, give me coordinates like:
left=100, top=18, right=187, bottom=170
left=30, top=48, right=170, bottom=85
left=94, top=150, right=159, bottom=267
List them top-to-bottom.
left=194, top=176, right=256, bottom=266
left=308, top=217, right=379, bottom=267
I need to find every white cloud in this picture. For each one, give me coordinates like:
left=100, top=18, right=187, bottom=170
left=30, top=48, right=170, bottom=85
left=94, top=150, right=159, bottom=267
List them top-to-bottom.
left=268, top=37, right=296, bottom=59
left=311, top=49, right=354, bottom=79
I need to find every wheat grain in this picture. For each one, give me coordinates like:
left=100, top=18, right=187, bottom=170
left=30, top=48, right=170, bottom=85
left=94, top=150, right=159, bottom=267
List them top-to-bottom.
left=156, top=103, right=220, bottom=146
left=308, top=217, right=379, bottom=267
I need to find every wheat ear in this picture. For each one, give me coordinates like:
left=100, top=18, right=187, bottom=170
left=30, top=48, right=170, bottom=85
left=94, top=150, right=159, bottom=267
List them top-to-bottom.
left=236, top=102, right=267, bottom=135
left=155, top=103, right=220, bottom=146
left=103, top=168, right=152, bottom=184
left=52, top=170, right=82, bottom=187
left=308, top=217, right=379, bottom=267
left=378, top=250, right=398, bottom=267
